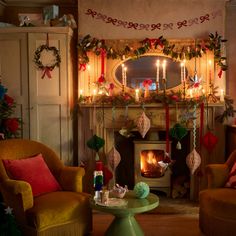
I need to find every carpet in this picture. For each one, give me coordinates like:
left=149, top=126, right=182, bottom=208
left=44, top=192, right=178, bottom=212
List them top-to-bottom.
left=149, top=196, right=199, bottom=215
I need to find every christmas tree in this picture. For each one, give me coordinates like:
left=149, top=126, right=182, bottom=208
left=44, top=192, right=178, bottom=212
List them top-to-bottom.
left=0, top=83, right=21, bottom=139
left=0, top=200, right=22, bottom=236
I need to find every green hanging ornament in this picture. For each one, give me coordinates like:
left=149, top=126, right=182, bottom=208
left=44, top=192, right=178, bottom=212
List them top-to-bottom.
left=169, top=123, right=188, bottom=150
left=87, top=134, right=105, bottom=152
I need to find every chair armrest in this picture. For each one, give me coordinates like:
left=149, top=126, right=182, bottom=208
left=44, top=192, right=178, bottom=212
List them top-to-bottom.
left=205, top=164, right=229, bottom=188
left=59, top=166, right=85, bottom=192
left=0, top=179, right=34, bottom=224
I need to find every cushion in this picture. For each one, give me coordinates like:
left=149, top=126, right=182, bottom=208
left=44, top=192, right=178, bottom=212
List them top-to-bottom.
left=2, top=154, right=61, bottom=196
left=225, top=161, right=236, bottom=188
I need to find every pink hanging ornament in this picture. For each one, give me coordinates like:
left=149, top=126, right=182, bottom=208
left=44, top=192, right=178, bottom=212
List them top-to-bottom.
left=136, top=112, right=151, bottom=138
left=107, top=146, right=121, bottom=170
left=186, top=148, right=201, bottom=175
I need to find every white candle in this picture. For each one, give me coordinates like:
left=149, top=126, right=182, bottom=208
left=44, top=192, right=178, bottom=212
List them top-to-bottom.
left=156, top=60, right=160, bottom=83
left=162, top=60, right=166, bottom=80
left=183, top=60, right=186, bottom=82
left=209, top=60, right=212, bottom=82
left=181, top=62, right=184, bottom=83
left=122, top=64, right=125, bottom=86
left=124, top=67, right=127, bottom=87
left=79, top=89, right=83, bottom=97
left=92, top=89, right=97, bottom=102
left=135, top=89, right=139, bottom=102
left=220, top=89, right=224, bottom=102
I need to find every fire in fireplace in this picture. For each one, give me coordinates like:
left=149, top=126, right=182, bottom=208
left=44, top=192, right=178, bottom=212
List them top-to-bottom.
left=134, top=140, right=171, bottom=196
left=140, top=149, right=166, bottom=178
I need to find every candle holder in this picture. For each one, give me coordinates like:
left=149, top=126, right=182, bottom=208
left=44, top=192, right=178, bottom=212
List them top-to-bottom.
left=156, top=81, right=159, bottom=93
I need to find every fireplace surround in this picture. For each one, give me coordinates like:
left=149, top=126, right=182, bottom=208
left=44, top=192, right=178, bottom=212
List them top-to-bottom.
left=78, top=104, right=225, bottom=200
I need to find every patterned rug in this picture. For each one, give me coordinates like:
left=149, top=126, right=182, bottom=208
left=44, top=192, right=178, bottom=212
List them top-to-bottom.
left=149, top=196, right=199, bottom=215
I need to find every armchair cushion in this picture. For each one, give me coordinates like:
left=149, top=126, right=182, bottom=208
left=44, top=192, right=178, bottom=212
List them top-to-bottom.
left=2, top=154, right=61, bottom=196
left=225, top=161, right=236, bottom=188
left=26, top=191, right=91, bottom=231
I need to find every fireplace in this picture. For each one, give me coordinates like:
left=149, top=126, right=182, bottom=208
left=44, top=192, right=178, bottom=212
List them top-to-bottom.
left=134, top=141, right=172, bottom=197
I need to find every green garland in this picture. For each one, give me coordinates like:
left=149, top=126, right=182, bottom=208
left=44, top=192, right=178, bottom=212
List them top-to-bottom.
left=78, top=32, right=227, bottom=72
left=34, top=45, right=61, bottom=70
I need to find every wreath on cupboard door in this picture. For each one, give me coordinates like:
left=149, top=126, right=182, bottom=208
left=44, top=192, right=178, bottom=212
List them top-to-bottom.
left=33, top=34, right=61, bottom=79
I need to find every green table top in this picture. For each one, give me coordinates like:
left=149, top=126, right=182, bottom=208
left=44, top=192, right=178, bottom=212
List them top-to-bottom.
left=91, top=191, right=159, bottom=215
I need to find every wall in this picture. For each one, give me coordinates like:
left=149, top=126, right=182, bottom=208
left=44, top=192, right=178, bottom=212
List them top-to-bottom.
left=78, top=0, right=226, bottom=39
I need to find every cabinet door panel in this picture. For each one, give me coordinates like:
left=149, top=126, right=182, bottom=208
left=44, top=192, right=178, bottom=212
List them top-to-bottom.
left=0, top=33, right=29, bottom=138
left=28, top=33, right=71, bottom=163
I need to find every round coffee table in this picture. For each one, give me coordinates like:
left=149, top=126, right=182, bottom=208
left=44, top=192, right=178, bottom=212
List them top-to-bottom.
left=91, top=191, right=159, bottom=236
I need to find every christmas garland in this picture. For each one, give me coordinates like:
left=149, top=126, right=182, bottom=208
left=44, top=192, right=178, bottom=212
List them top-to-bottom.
left=78, top=32, right=227, bottom=73
left=34, top=45, right=61, bottom=79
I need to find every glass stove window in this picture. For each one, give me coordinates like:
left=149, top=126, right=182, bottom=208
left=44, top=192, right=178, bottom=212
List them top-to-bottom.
left=140, top=149, right=165, bottom=178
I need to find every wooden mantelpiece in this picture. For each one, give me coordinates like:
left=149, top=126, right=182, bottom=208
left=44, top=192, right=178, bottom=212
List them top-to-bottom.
left=78, top=103, right=225, bottom=200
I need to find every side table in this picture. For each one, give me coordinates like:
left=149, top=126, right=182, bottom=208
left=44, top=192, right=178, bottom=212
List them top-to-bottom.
left=90, top=191, right=159, bottom=236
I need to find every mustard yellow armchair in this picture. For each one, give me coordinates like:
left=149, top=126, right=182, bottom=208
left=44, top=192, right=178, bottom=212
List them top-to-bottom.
left=0, top=139, right=92, bottom=236
left=199, top=150, right=236, bottom=236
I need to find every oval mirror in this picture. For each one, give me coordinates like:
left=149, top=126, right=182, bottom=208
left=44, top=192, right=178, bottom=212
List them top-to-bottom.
left=115, top=56, right=186, bottom=90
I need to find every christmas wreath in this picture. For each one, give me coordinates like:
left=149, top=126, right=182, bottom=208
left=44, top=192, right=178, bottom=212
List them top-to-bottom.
left=34, top=45, right=61, bottom=79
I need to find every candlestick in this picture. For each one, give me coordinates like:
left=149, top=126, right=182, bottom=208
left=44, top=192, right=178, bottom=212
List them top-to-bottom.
left=156, top=60, right=160, bottom=93
left=162, top=60, right=167, bottom=93
left=183, top=60, right=186, bottom=82
left=209, top=60, right=212, bottom=85
left=135, top=89, right=139, bottom=102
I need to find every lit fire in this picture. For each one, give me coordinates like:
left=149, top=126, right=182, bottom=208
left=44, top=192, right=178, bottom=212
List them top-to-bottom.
left=140, top=150, right=165, bottom=178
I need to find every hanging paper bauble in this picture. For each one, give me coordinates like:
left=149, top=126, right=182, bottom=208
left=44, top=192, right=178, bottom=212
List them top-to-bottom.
left=136, top=112, right=151, bottom=138
left=169, top=123, right=188, bottom=150
left=202, top=131, right=218, bottom=152
left=86, top=134, right=105, bottom=152
left=107, top=146, right=121, bottom=170
left=186, top=149, right=201, bottom=175
left=133, top=182, right=150, bottom=199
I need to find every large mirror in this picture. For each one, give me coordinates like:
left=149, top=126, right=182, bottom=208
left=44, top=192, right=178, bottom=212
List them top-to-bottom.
left=114, top=55, right=187, bottom=90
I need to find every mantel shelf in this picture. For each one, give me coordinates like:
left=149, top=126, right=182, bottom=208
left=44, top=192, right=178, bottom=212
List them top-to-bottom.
left=79, top=102, right=224, bottom=109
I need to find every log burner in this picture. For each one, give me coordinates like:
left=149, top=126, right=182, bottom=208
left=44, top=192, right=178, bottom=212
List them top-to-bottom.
left=134, top=140, right=172, bottom=196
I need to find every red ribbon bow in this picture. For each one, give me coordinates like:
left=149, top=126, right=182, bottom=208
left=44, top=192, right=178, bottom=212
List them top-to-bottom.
left=41, top=67, right=52, bottom=79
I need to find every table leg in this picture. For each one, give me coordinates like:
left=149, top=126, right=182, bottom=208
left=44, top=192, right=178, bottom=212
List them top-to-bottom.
left=105, top=214, right=144, bottom=236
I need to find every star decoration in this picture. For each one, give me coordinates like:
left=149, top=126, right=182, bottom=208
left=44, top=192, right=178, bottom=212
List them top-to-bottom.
left=5, top=206, right=13, bottom=215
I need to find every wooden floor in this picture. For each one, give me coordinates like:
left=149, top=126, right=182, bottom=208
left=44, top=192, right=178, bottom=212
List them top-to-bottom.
left=91, top=211, right=204, bottom=236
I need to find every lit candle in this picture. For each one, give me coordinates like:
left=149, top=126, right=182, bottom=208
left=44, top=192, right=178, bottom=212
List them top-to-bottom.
left=156, top=60, right=160, bottom=83
left=183, top=60, right=186, bottom=82
left=209, top=60, right=212, bottom=82
left=181, top=62, right=184, bottom=83
left=122, top=64, right=125, bottom=86
left=124, top=67, right=127, bottom=87
left=135, top=88, right=139, bottom=102
left=79, top=89, right=83, bottom=97
left=92, top=89, right=97, bottom=102
left=220, top=89, right=224, bottom=102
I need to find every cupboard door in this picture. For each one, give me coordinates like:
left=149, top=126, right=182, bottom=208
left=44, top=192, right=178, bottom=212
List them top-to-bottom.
left=28, top=32, right=72, bottom=164
left=0, top=33, right=30, bottom=138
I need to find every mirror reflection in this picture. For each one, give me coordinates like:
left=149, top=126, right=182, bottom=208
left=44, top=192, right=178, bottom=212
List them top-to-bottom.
left=115, top=56, right=186, bottom=90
